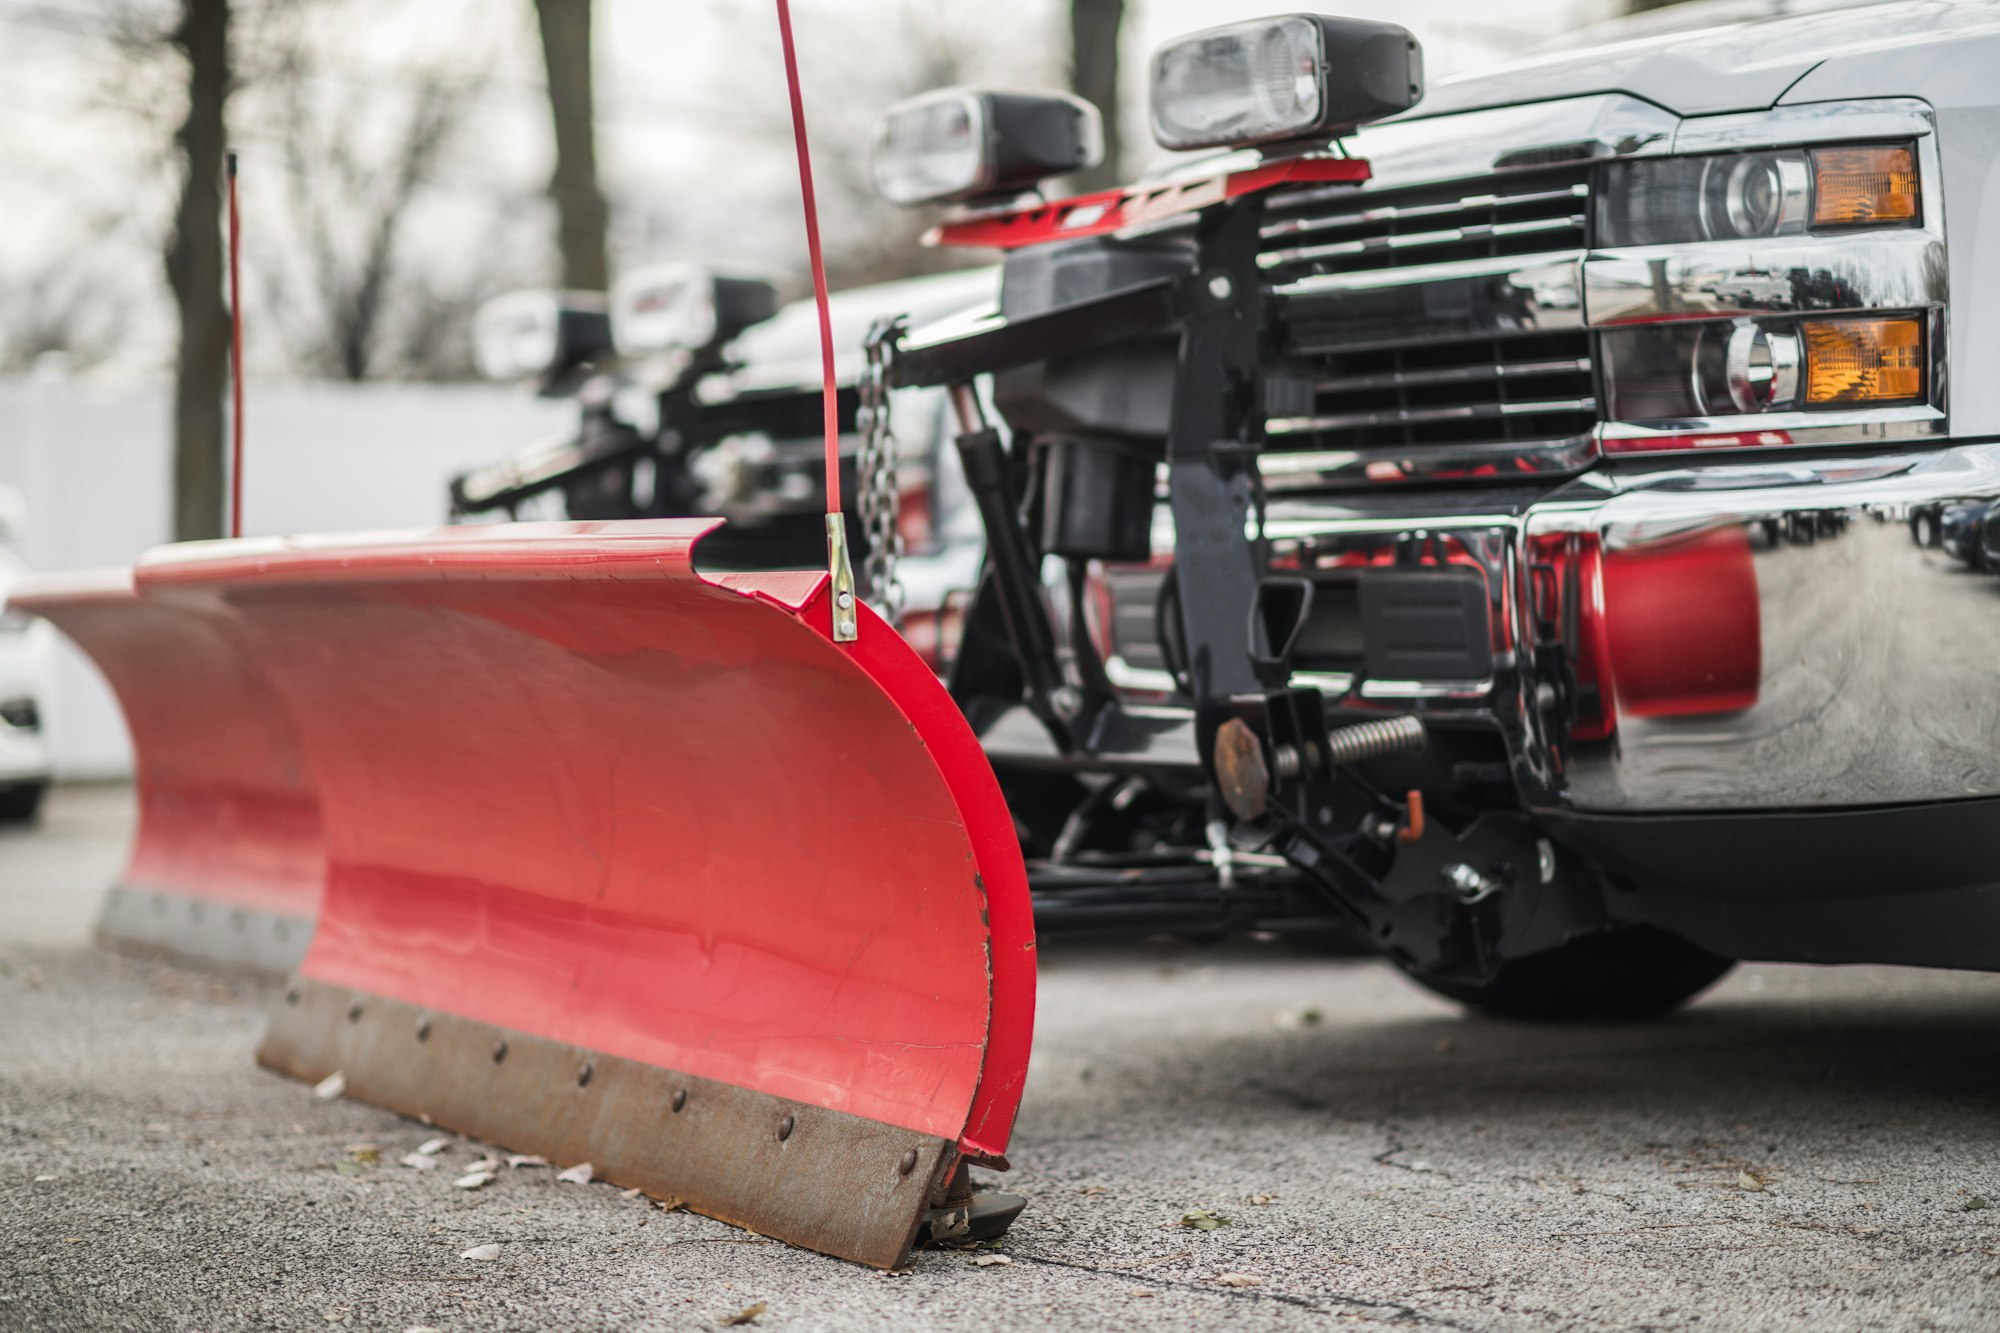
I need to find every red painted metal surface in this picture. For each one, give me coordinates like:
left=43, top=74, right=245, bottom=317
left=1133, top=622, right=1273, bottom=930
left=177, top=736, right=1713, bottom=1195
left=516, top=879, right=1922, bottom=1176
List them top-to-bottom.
left=931, top=156, right=1371, bottom=250
left=138, top=519, right=1033, bottom=1155
left=1600, top=525, right=1763, bottom=719
left=7, top=568, right=324, bottom=919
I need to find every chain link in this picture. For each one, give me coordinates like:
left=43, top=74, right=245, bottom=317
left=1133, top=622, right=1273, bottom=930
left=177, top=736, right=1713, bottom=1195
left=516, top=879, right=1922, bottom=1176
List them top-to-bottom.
left=857, top=315, right=907, bottom=627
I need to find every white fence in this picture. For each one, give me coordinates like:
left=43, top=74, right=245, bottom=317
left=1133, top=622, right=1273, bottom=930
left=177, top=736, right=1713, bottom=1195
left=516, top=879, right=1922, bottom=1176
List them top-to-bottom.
left=0, top=371, right=572, bottom=777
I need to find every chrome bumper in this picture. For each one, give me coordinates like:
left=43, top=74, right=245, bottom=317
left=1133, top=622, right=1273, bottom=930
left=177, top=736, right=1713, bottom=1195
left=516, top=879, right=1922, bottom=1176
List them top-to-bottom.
left=1266, top=442, right=2000, bottom=813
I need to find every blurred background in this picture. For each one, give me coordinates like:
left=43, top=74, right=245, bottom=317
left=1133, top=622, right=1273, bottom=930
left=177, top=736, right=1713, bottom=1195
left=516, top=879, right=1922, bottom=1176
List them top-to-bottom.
left=0, top=0, right=1681, bottom=773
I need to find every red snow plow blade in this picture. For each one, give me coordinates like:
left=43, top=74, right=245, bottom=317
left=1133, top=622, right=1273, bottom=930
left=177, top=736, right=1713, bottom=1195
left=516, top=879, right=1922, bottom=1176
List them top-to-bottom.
left=135, top=519, right=1032, bottom=1268
left=7, top=569, right=323, bottom=973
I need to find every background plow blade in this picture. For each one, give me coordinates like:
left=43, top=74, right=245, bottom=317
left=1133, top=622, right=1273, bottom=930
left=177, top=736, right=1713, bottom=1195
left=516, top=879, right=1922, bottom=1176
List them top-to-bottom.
left=138, top=519, right=1032, bottom=1268
left=8, top=569, right=323, bottom=973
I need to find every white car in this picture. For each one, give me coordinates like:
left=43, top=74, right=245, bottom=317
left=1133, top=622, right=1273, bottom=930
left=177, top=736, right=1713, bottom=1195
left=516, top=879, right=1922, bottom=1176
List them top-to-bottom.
left=0, top=494, right=54, bottom=822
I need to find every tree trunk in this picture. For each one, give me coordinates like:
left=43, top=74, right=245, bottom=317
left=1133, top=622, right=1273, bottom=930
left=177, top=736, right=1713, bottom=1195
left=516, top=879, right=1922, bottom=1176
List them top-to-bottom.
left=165, top=0, right=230, bottom=543
left=534, top=0, right=608, bottom=292
left=1069, top=0, right=1124, bottom=192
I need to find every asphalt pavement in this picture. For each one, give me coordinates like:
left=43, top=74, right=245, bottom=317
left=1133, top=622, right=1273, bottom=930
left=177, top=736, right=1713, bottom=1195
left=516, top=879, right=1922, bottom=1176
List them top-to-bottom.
left=5, top=785, right=2000, bottom=1332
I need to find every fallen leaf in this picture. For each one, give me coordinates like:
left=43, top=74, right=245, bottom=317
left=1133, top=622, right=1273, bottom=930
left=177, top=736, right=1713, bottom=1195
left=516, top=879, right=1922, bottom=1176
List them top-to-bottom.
left=1273, top=1005, right=1324, bottom=1030
left=313, top=1072, right=346, bottom=1102
left=416, top=1138, right=450, bottom=1156
left=346, top=1146, right=380, bottom=1165
left=399, top=1153, right=439, bottom=1171
left=506, top=1154, right=548, bottom=1169
left=334, top=1162, right=367, bottom=1179
left=557, top=1162, right=594, bottom=1185
left=454, top=1171, right=496, bottom=1190
left=1737, top=1171, right=1766, bottom=1192
left=33, top=1175, right=55, bottom=1183
left=1080, top=1186, right=1108, bottom=1197
left=621, top=1187, right=644, bottom=1200
left=1248, top=1194, right=1277, bottom=1206
left=655, top=1196, right=686, bottom=1212
left=1967, top=1197, right=1990, bottom=1212
left=1180, top=1208, right=1228, bottom=1231
left=461, top=1243, right=500, bottom=1261
left=969, top=1254, right=1011, bottom=1267
left=1214, top=1272, right=1264, bottom=1287
left=1130, top=1289, right=1156, bottom=1298
left=720, top=1301, right=768, bottom=1326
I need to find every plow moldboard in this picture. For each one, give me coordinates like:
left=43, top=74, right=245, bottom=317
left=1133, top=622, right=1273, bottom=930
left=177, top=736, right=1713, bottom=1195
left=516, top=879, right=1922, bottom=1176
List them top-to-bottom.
left=136, top=519, right=1033, bottom=1268
left=7, top=569, right=323, bottom=973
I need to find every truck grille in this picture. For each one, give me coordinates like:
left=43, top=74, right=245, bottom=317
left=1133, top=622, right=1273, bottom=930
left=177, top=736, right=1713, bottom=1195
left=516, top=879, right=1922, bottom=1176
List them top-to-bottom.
left=1256, top=166, right=1600, bottom=486
left=1259, top=167, right=1590, bottom=282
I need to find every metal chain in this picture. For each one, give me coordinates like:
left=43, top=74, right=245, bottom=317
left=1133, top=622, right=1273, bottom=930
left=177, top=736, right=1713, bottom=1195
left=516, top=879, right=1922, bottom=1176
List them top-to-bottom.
left=857, top=315, right=907, bottom=627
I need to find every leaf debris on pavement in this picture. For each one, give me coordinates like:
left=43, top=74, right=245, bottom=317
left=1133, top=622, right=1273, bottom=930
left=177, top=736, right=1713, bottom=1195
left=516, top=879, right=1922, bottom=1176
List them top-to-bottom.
left=1273, top=1004, right=1324, bottom=1030
left=313, top=1072, right=346, bottom=1102
left=416, top=1137, right=451, bottom=1156
left=400, top=1153, right=440, bottom=1171
left=507, top=1154, right=548, bottom=1169
left=557, top=1162, right=594, bottom=1185
left=454, top=1169, right=496, bottom=1190
left=1737, top=1171, right=1766, bottom=1192
left=1966, top=1196, right=1990, bottom=1211
left=1180, top=1207, right=1229, bottom=1230
left=461, top=1243, right=500, bottom=1261
left=968, top=1253, right=1011, bottom=1266
left=1214, top=1272, right=1264, bottom=1287
left=719, top=1301, right=768, bottom=1325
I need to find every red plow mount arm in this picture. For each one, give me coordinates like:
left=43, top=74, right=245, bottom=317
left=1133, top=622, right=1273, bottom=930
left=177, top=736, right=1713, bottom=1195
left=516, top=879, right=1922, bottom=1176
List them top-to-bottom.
left=132, top=519, right=1032, bottom=1268
left=7, top=568, right=324, bottom=972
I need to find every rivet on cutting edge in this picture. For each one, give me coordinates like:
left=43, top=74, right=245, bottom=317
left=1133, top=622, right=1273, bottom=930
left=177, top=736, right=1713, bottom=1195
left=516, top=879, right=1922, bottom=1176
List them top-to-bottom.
left=285, top=985, right=302, bottom=1006
left=346, top=1000, right=364, bottom=1022
left=415, top=1016, right=431, bottom=1042
left=491, top=1038, right=508, bottom=1063
left=577, top=1062, right=594, bottom=1088
left=671, top=1088, right=687, bottom=1113
left=777, top=1115, right=795, bottom=1142
left=898, top=1149, right=918, bottom=1176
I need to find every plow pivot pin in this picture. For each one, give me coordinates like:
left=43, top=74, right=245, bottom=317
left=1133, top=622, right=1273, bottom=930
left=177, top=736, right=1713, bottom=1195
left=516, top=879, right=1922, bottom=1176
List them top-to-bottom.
left=778, top=1115, right=795, bottom=1141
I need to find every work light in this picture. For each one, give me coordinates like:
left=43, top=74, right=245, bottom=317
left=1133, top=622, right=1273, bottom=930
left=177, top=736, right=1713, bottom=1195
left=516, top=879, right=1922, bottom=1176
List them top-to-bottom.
left=1147, top=15, right=1422, bottom=153
left=871, top=89, right=1103, bottom=207
left=610, top=264, right=778, bottom=359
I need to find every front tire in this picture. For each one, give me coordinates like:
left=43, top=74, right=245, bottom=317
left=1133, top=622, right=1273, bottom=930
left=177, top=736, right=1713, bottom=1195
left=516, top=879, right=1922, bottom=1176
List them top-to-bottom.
left=0, top=780, right=47, bottom=824
left=1398, top=926, right=1733, bottom=1021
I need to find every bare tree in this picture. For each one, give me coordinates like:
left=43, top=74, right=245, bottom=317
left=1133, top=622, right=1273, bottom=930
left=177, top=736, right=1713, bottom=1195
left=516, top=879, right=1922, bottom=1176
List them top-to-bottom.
left=165, top=0, right=231, bottom=541
left=533, top=0, right=608, bottom=291
left=1069, top=0, right=1123, bottom=191
left=246, top=17, right=535, bottom=382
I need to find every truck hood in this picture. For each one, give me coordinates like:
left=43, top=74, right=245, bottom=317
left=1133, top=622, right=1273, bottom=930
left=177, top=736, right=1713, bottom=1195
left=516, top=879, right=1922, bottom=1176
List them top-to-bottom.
left=1417, top=0, right=1998, bottom=119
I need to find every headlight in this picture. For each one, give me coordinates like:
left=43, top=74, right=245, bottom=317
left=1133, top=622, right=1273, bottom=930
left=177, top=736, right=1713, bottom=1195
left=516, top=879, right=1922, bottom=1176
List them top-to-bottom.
left=1147, top=15, right=1421, bottom=153
left=871, top=89, right=1101, bottom=207
left=1597, top=143, right=1918, bottom=247
left=610, top=264, right=777, bottom=358
left=471, top=291, right=611, bottom=384
left=1602, top=314, right=1925, bottom=426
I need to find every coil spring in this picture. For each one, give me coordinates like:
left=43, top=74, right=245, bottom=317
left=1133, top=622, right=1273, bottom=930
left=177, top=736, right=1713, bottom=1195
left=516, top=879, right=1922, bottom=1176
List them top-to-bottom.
left=1323, top=714, right=1426, bottom=768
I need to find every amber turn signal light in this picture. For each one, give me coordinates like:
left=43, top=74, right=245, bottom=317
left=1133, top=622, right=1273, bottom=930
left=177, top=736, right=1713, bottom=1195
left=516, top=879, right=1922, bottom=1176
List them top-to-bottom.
left=1811, top=145, right=1919, bottom=227
left=1802, top=317, right=1923, bottom=405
